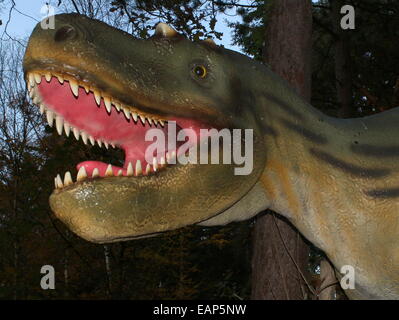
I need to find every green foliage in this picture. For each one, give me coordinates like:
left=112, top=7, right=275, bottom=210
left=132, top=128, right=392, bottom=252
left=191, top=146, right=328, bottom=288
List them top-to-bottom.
left=108, top=0, right=223, bottom=40
left=228, top=0, right=267, bottom=60
left=229, top=0, right=399, bottom=117
left=311, top=0, right=399, bottom=116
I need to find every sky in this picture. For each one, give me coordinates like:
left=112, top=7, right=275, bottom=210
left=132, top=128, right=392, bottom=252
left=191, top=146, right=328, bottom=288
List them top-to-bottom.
left=0, top=0, right=243, bottom=51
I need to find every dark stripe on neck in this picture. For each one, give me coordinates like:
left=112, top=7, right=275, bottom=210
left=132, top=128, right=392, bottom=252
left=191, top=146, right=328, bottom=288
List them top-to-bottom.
left=262, top=92, right=304, bottom=120
left=280, top=119, right=328, bottom=144
left=263, top=125, right=278, bottom=137
left=351, top=143, right=399, bottom=157
left=309, top=148, right=391, bottom=178
left=364, top=187, right=399, bottom=199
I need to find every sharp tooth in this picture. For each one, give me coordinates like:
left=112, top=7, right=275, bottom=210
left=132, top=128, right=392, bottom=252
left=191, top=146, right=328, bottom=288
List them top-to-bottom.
left=28, top=73, right=36, bottom=88
left=34, top=73, right=42, bottom=84
left=45, top=73, right=52, bottom=82
left=57, top=75, right=64, bottom=84
left=69, top=79, right=79, bottom=97
left=84, top=86, right=90, bottom=94
left=29, top=88, right=35, bottom=98
left=94, top=90, right=101, bottom=105
left=104, top=97, right=112, bottom=113
left=114, top=102, right=121, bottom=112
left=39, top=104, right=45, bottom=115
left=123, top=108, right=130, bottom=120
left=46, top=110, right=54, bottom=127
left=132, top=112, right=138, bottom=122
left=139, top=115, right=146, bottom=125
left=56, top=116, right=64, bottom=135
left=148, top=118, right=153, bottom=126
left=153, top=119, right=158, bottom=127
left=159, top=120, right=165, bottom=127
left=64, top=122, right=71, bottom=137
left=73, top=127, right=80, bottom=141
left=81, top=132, right=88, bottom=145
left=89, top=136, right=95, bottom=146
left=97, top=140, right=102, bottom=148
left=104, top=141, right=109, bottom=149
left=111, top=143, right=116, bottom=148
left=153, top=158, right=158, bottom=171
left=135, top=160, right=142, bottom=176
left=127, top=162, right=134, bottom=176
left=105, top=164, right=113, bottom=177
left=145, top=164, right=151, bottom=174
left=77, top=166, right=87, bottom=182
left=92, top=168, right=99, bottom=178
left=117, top=169, right=123, bottom=177
left=64, top=172, right=73, bottom=186
left=56, top=174, right=63, bottom=188
left=54, top=177, right=57, bottom=189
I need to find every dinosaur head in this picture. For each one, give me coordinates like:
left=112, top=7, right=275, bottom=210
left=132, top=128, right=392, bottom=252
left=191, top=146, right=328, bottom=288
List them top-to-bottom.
left=23, top=13, right=266, bottom=243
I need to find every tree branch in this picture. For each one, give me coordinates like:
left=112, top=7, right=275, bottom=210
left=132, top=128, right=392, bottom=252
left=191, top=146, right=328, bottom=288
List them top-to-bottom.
left=69, top=0, right=81, bottom=14
left=214, top=1, right=257, bottom=8
left=272, top=215, right=316, bottom=296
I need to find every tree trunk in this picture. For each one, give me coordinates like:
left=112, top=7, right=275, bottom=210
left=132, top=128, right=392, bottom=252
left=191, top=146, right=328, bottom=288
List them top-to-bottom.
left=251, top=0, right=313, bottom=300
left=331, top=0, right=353, bottom=118
left=13, top=180, right=19, bottom=300
left=103, top=244, right=113, bottom=298
left=64, top=246, right=70, bottom=298
left=318, top=259, right=337, bottom=300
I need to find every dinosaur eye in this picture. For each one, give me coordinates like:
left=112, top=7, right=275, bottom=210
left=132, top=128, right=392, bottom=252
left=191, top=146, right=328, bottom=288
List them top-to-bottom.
left=193, top=65, right=207, bottom=78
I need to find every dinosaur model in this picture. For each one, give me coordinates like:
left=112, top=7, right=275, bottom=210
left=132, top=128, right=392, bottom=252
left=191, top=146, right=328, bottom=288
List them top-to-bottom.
left=23, top=14, right=398, bottom=300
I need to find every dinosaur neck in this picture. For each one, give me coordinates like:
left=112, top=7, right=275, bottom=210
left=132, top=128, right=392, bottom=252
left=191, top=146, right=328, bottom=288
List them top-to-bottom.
left=255, top=75, right=399, bottom=298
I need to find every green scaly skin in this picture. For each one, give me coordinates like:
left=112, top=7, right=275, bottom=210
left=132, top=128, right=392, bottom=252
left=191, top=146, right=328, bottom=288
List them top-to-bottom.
left=23, top=14, right=398, bottom=299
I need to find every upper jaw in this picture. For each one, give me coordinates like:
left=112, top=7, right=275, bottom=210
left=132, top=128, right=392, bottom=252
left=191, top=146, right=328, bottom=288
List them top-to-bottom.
left=25, top=68, right=167, bottom=127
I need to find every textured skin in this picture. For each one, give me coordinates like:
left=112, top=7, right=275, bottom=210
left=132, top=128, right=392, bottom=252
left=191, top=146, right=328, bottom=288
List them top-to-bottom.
left=23, top=14, right=398, bottom=299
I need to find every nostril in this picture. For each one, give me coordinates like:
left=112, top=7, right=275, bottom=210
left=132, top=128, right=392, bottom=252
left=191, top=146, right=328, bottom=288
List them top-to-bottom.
left=54, top=25, right=76, bottom=42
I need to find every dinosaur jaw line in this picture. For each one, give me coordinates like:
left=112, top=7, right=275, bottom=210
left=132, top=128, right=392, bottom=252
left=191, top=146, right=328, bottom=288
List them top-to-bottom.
left=26, top=71, right=207, bottom=190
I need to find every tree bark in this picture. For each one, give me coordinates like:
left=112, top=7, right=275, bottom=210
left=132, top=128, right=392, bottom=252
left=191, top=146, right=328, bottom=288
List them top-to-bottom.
left=251, top=0, right=313, bottom=300
left=331, top=0, right=353, bottom=118
left=103, top=244, right=113, bottom=298
left=64, top=246, right=70, bottom=298
left=318, top=259, right=337, bottom=300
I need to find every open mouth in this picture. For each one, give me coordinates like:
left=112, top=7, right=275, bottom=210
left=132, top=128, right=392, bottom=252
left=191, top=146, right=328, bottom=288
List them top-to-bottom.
left=26, top=71, right=205, bottom=190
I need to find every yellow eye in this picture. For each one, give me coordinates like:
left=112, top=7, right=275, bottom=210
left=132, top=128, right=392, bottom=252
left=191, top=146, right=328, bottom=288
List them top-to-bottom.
left=193, top=65, right=207, bottom=78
